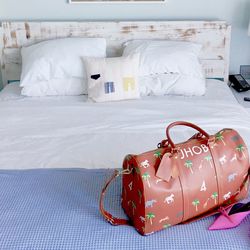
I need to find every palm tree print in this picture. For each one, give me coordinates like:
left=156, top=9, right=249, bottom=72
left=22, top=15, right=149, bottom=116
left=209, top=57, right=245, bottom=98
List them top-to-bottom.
left=215, top=131, right=226, bottom=146
left=236, top=144, right=246, bottom=159
left=154, top=150, right=162, bottom=160
left=204, top=155, right=213, bottom=168
left=184, top=160, right=194, bottom=174
left=142, top=173, right=151, bottom=188
left=138, top=189, right=142, bottom=204
left=211, top=192, right=218, bottom=204
left=192, top=199, right=200, bottom=212
left=225, top=200, right=232, bottom=206
left=131, top=201, right=136, bottom=215
left=146, top=212, right=155, bottom=225
left=163, top=224, right=171, bottom=229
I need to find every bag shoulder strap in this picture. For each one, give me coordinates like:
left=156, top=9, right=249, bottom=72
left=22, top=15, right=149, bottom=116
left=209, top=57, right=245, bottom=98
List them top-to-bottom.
left=100, top=169, right=250, bottom=227
left=99, top=170, right=131, bottom=226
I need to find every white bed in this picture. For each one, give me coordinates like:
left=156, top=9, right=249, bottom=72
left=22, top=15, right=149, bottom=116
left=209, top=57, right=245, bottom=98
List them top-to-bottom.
left=1, top=20, right=248, bottom=171
left=1, top=79, right=250, bottom=170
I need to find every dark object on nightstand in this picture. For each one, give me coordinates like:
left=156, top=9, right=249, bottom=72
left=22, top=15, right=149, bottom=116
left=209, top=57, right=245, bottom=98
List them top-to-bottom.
left=240, top=65, right=250, bottom=79
left=229, top=74, right=250, bottom=92
left=244, top=97, right=250, bottom=102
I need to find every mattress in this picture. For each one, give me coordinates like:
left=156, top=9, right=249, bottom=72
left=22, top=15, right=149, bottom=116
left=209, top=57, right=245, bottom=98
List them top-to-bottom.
left=0, top=79, right=250, bottom=170
left=0, top=168, right=249, bottom=250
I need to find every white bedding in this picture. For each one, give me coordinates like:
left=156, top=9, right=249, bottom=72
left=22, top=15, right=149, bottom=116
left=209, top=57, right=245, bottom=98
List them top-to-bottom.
left=0, top=79, right=250, bottom=170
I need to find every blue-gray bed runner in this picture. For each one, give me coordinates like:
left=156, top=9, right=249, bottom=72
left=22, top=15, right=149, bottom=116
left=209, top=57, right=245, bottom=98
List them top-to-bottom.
left=0, top=169, right=249, bottom=250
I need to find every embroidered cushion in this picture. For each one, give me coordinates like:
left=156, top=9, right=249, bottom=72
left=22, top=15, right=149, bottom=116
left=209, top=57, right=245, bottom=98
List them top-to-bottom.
left=84, top=54, right=140, bottom=102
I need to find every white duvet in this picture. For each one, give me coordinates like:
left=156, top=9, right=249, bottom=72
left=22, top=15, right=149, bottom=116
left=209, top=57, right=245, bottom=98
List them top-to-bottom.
left=0, top=79, right=250, bottom=170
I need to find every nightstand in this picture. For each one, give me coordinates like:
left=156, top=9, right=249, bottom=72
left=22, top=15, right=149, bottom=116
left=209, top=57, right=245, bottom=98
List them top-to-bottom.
left=230, top=86, right=250, bottom=110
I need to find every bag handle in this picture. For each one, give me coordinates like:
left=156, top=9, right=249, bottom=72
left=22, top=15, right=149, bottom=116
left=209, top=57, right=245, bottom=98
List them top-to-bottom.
left=166, top=121, right=210, bottom=150
left=99, top=169, right=131, bottom=226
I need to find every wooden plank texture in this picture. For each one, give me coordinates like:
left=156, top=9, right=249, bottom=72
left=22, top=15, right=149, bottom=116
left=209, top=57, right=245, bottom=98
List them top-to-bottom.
left=0, top=21, right=231, bottom=86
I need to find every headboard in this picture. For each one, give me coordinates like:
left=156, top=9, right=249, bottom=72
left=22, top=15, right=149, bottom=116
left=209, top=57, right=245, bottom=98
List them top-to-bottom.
left=0, top=21, right=231, bottom=86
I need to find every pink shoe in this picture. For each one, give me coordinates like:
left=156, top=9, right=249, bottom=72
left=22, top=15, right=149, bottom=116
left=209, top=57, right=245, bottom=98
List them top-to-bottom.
left=209, top=202, right=250, bottom=230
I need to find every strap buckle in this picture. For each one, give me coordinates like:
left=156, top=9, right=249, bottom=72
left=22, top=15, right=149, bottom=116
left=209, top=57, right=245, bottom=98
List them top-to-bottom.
left=158, top=139, right=171, bottom=148
left=170, top=147, right=180, bottom=159
left=116, top=168, right=132, bottom=177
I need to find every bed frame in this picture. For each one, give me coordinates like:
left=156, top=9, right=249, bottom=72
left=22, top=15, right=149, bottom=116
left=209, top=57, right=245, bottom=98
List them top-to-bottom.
left=0, top=21, right=231, bottom=86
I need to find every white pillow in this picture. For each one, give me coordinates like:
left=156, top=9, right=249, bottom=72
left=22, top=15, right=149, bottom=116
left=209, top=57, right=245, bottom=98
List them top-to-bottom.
left=20, top=38, right=106, bottom=96
left=123, top=40, right=206, bottom=96
left=123, top=40, right=203, bottom=77
left=84, top=54, right=140, bottom=102
left=139, top=74, right=206, bottom=97
left=21, top=78, right=83, bottom=97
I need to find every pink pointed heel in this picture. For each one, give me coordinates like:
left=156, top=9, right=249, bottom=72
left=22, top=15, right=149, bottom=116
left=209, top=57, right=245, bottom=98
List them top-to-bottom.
left=209, top=202, right=250, bottom=230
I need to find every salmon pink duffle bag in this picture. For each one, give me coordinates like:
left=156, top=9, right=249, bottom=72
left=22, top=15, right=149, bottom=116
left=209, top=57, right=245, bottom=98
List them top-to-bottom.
left=100, top=121, right=250, bottom=235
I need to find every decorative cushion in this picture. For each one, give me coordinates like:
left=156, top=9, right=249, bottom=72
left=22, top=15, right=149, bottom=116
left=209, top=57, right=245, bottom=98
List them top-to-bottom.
left=84, top=54, right=140, bottom=102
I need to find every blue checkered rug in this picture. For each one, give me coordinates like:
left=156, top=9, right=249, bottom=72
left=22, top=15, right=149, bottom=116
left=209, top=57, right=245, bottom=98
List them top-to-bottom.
left=0, top=169, right=249, bottom=250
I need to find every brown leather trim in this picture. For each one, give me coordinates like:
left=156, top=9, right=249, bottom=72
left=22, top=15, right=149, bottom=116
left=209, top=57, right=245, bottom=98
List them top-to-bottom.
left=99, top=170, right=131, bottom=226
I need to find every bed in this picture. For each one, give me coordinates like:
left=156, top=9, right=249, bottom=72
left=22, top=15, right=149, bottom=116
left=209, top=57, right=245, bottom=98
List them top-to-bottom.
left=0, top=21, right=249, bottom=249
left=1, top=79, right=250, bottom=170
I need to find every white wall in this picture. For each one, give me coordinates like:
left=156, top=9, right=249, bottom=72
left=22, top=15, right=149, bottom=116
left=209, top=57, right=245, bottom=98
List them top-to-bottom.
left=0, top=0, right=250, bottom=87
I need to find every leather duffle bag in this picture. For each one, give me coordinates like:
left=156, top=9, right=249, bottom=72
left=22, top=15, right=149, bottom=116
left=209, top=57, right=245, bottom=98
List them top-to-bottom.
left=100, top=121, right=250, bottom=235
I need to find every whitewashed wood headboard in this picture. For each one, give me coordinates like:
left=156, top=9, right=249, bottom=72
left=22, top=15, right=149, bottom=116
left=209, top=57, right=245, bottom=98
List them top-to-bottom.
left=0, top=21, right=231, bottom=86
